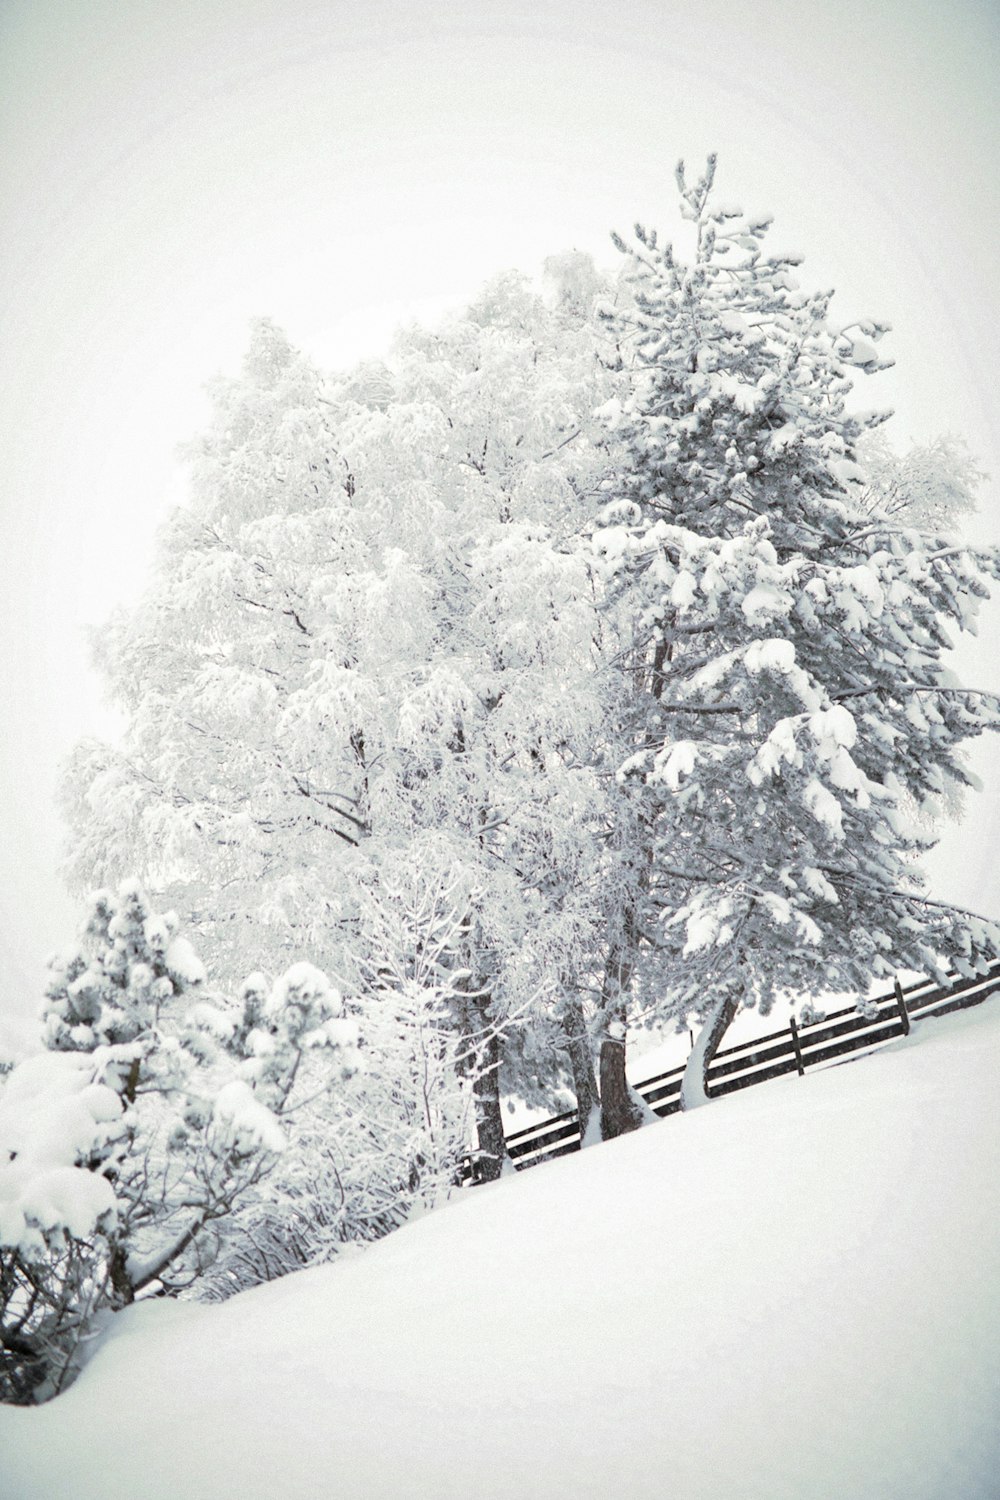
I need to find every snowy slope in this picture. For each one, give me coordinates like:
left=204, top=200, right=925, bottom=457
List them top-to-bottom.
left=2, top=1000, right=998, bottom=1500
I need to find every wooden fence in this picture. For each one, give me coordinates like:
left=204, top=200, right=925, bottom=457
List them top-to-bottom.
left=494, top=961, right=1000, bottom=1175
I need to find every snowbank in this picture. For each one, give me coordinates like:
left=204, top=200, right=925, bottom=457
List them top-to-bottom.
left=1, top=1000, right=997, bottom=1500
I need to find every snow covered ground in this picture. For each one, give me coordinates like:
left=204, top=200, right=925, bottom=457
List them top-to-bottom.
left=2, top=998, right=998, bottom=1500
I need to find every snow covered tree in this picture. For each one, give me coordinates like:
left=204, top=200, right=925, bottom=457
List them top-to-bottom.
left=594, top=156, right=1000, bottom=1107
left=63, top=276, right=626, bottom=1175
left=856, top=431, right=982, bottom=531
left=348, top=854, right=493, bottom=1191
left=198, top=856, right=490, bottom=1300
left=35, top=881, right=261, bottom=1309
left=42, top=881, right=206, bottom=1057
left=1, top=882, right=358, bottom=1401
left=0, top=1049, right=121, bottom=1401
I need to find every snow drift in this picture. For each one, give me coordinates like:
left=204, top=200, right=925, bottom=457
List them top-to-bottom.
left=1, top=999, right=997, bottom=1500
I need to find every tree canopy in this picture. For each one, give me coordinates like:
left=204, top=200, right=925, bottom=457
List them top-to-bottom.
left=51, top=160, right=1000, bottom=1226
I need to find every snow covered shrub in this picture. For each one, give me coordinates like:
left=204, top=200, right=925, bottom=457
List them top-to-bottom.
left=198, top=859, right=494, bottom=1300
left=1, top=882, right=357, bottom=1402
left=183, top=962, right=367, bottom=1300
left=0, top=1050, right=121, bottom=1401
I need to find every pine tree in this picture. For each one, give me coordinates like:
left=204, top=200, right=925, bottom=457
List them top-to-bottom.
left=596, top=157, right=1000, bottom=1106
left=2, top=880, right=361, bottom=1399
left=38, top=882, right=299, bottom=1298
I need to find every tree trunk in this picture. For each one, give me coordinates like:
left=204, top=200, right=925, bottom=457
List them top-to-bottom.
left=597, top=785, right=657, bottom=1140
left=597, top=832, right=650, bottom=1140
left=598, top=927, right=646, bottom=1140
left=456, top=986, right=511, bottom=1184
left=680, top=987, right=740, bottom=1110
left=561, top=997, right=602, bottom=1147
left=599, top=1001, right=646, bottom=1140
left=469, top=1025, right=510, bottom=1183
left=107, top=1243, right=135, bottom=1307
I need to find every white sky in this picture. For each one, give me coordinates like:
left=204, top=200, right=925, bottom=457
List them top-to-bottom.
left=1, top=0, right=998, bottom=1029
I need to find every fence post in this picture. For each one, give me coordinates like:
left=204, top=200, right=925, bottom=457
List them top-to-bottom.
left=893, top=976, right=911, bottom=1036
left=788, top=1014, right=805, bottom=1076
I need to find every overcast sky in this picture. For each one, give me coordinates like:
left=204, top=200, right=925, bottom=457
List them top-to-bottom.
left=1, top=0, right=998, bottom=1034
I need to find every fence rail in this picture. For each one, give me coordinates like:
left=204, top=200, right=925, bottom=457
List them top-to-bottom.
left=493, top=961, right=1000, bottom=1175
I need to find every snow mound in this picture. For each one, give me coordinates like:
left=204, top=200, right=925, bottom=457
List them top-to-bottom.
left=1, top=1000, right=998, bottom=1500
left=0, top=1052, right=121, bottom=1256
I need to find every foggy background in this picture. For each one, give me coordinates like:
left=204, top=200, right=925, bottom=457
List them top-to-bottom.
left=2, top=0, right=997, bottom=1039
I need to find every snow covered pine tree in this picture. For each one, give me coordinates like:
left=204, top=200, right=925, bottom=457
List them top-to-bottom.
left=594, top=156, right=1000, bottom=1107
left=0, top=882, right=357, bottom=1401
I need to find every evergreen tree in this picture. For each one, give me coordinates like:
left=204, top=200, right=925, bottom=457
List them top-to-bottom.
left=596, top=157, right=1000, bottom=1106
left=2, top=880, right=360, bottom=1400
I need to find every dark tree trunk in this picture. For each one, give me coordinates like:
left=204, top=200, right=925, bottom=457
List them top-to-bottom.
left=599, top=934, right=645, bottom=1141
left=457, top=990, right=511, bottom=1184
left=561, top=997, right=601, bottom=1146
left=599, top=1007, right=645, bottom=1140
left=469, top=1025, right=509, bottom=1182
left=108, top=1243, right=135, bottom=1307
